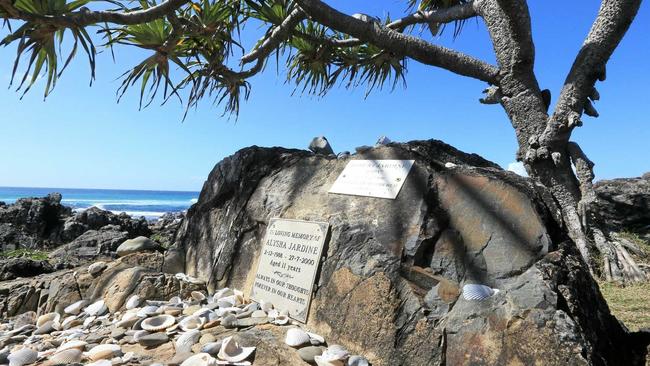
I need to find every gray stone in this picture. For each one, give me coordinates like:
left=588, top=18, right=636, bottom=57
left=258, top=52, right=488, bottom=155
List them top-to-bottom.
left=308, top=136, right=334, bottom=155
left=50, top=226, right=129, bottom=262
left=116, top=236, right=161, bottom=257
left=162, top=248, right=185, bottom=274
left=88, top=261, right=108, bottom=277
left=221, top=314, right=237, bottom=329
left=236, top=317, right=268, bottom=327
left=111, top=327, right=127, bottom=340
left=137, top=332, right=169, bottom=347
left=298, top=345, right=324, bottom=363
left=348, top=355, right=370, bottom=366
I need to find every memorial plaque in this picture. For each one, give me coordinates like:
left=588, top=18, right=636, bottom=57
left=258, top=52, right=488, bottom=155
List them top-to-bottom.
left=328, top=159, right=415, bottom=199
left=251, top=218, right=328, bottom=322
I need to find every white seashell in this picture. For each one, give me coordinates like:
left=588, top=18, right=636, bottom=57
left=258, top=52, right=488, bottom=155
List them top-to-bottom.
left=444, top=162, right=458, bottom=168
left=462, top=284, right=498, bottom=301
left=212, top=288, right=234, bottom=301
left=191, top=291, right=206, bottom=302
left=125, top=295, right=141, bottom=310
left=168, top=296, right=182, bottom=305
left=64, top=300, right=89, bottom=315
left=85, top=300, right=107, bottom=316
left=259, top=300, right=273, bottom=312
left=242, top=303, right=259, bottom=313
left=136, top=306, right=160, bottom=318
left=216, top=307, right=242, bottom=317
left=193, top=308, right=213, bottom=321
left=266, top=309, right=279, bottom=319
left=250, top=310, right=266, bottom=318
left=36, top=313, right=60, bottom=328
left=61, top=315, right=83, bottom=330
left=141, top=315, right=176, bottom=332
left=271, top=315, right=289, bottom=325
left=83, top=316, right=96, bottom=328
left=178, top=316, right=205, bottom=331
left=165, top=323, right=180, bottom=335
left=285, top=328, right=310, bottom=347
left=175, top=329, right=200, bottom=354
left=133, top=330, right=150, bottom=342
left=307, top=332, right=325, bottom=345
left=217, top=336, right=255, bottom=363
left=57, top=340, right=87, bottom=352
left=201, top=342, right=222, bottom=355
left=85, top=344, right=122, bottom=361
left=321, top=345, right=349, bottom=362
left=8, top=348, right=37, bottom=366
left=49, top=348, right=82, bottom=364
left=180, top=353, right=217, bottom=366
left=347, top=355, right=369, bottom=366
left=314, top=356, right=344, bottom=366
left=86, top=359, right=112, bottom=366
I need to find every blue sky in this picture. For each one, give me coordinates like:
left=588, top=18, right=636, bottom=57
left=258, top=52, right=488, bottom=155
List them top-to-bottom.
left=0, top=1, right=648, bottom=191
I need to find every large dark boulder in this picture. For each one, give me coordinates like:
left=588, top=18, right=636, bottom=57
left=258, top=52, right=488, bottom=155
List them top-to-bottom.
left=170, top=140, right=647, bottom=365
left=594, top=173, right=650, bottom=237
left=0, top=193, right=72, bottom=250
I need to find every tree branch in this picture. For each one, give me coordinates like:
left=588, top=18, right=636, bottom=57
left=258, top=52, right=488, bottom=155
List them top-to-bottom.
left=1, top=0, right=188, bottom=27
left=294, top=0, right=498, bottom=83
left=540, top=0, right=642, bottom=148
left=330, top=2, right=478, bottom=47
left=241, top=8, right=306, bottom=64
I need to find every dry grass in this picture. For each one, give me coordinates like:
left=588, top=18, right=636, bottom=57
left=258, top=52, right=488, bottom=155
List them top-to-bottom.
left=599, top=280, right=650, bottom=332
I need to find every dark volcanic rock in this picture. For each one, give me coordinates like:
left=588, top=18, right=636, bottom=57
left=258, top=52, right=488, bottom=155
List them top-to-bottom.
left=170, top=140, right=646, bottom=365
left=594, top=173, right=650, bottom=235
left=0, top=193, right=71, bottom=250
left=66, top=206, right=151, bottom=239
left=149, top=212, right=185, bottom=248
left=49, top=225, right=129, bottom=265
left=0, top=258, right=55, bottom=281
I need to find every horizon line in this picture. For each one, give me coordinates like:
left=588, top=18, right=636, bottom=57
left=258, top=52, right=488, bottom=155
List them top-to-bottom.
left=0, top=185, right=201, bottom=194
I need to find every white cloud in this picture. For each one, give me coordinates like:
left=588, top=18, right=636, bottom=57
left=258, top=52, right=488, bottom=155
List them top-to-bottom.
left=507, top=162, right=528, bottom=177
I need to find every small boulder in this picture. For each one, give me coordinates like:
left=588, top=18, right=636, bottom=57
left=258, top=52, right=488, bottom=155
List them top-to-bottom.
left=308, top=136, right=334, bottom=155
left=116, top=237, right=161, bottom=257
left=88, top=261, right=108, bottom=277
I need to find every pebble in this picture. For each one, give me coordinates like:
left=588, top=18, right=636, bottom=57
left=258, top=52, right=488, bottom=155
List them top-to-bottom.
left=88, top=261, right=108, bottom=276
left=183, top=305, right=201, bottom=316
left=221, top=314, right=237, bottom=329
left=236, top=317, right=268, bottom=327
left=111, top=327, right=127, bottom=340
left=137, top=333, right=169, bottom=347
left=199, top=334, right=216, bottom=345
left=298, top=346, right=324, bottom=363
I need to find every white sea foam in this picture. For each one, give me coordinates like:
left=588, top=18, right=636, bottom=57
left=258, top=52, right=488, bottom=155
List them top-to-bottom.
left=61, top=199, right=190, bottom=206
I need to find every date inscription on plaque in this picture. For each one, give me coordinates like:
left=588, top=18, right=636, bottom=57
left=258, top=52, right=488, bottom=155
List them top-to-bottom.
left=328, top=159, right=415, bottom=199
left=251, top=218, right=328, bottom=322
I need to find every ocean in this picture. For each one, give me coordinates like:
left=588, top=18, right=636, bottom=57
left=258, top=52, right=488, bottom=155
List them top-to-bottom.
left=0, top=186, right=199, bottom=220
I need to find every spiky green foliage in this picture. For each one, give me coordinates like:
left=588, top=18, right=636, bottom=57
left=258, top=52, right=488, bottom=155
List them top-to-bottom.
left=0, top=0, right=466, bottom=115
left=1, top=0, right=95, bottom=99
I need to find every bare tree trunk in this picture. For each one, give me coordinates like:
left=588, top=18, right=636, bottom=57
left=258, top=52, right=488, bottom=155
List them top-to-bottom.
left=527, top=143, right=646, bottom=283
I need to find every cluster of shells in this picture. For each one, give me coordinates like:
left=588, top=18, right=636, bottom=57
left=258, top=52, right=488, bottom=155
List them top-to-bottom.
left=0, top=274, right=370, bottom=366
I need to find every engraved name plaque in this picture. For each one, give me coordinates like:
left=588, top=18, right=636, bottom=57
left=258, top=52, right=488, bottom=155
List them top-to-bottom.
left=328, top=159, right=415, bottom=199
left=250, top=218, right=328, bottom=322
